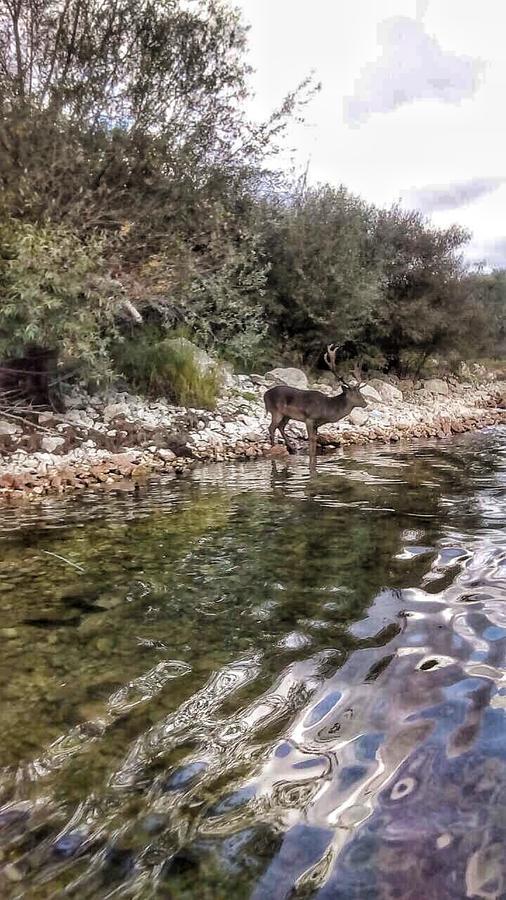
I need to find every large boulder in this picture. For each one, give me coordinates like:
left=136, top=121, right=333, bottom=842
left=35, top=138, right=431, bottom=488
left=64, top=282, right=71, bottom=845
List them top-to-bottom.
left=265, top=367, right=308, bottom=389
left=423, top=378, right=450, bottom=396
left=367, top=379, right=403, bottom=403
left=310, top=382, right=336, bottom=395
left=360, top=384, right=382, bottom=403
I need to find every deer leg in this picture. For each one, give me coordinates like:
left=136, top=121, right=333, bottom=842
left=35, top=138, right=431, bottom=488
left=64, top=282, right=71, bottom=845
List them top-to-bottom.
left=268, top=413, right=281, bottom=446
left=278, top=416, right=296, bottom=454
left=307, top=420, right=317, bottom=469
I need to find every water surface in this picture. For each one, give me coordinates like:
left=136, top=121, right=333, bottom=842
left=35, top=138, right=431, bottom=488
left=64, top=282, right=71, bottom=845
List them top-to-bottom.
left=0, top=428, right=505, bottom=898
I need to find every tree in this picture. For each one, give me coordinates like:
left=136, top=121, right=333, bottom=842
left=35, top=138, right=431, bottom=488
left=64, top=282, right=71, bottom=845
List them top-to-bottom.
left=0, top=0, right=305, bottom=367
left=261, top=184, right=381, bottom=363
left=365, top=206, right=472, bottom=374
left=0, top=220, right=119, bottom=381
left=464, top=269, right=506, bottom=359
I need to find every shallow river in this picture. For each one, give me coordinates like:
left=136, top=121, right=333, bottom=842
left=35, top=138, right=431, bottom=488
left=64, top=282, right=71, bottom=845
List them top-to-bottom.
left=0, top=428, right=505, bottom=899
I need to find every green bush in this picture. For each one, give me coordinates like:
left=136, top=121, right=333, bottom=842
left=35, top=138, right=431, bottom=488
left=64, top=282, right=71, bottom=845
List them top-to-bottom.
left=0, top=220, right=118, bottom=379
left=113, top=332, right=223, bottom=409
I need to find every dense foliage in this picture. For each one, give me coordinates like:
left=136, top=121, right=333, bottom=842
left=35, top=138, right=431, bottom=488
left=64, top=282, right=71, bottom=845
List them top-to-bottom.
left=0, top=0, right=504, bottom=396
left=0, top=220, right=119, bottom=376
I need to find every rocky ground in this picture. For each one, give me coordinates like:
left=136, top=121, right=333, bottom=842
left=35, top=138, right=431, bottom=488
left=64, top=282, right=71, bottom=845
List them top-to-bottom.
left=0, top=365, right=505, bottom=503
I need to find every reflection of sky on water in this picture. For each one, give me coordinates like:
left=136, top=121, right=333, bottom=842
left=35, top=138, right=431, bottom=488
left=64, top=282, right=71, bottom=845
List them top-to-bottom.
left=0, top=427, right=504, bottom=898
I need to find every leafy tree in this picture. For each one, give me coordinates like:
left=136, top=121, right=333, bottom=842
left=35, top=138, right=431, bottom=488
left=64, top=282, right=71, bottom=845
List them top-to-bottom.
left=0, top=0, right=308, bottom=364
left=261, top=184, right=381, bottom=363
left=364, top=206, right=473, bottom=374
left=0, top=220, right=119, bottom=377
left=464, top=269, right=506, bottom=359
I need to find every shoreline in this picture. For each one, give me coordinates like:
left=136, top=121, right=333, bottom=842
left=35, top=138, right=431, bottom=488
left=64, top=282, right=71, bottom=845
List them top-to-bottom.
left=0, top=376, right=505, bottom=504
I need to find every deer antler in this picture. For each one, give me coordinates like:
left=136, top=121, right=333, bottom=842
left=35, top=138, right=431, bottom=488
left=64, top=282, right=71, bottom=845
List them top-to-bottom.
left=324, top=343, right=339, bottom=374
left=325, top=344, right=351, bottom=387
left=351, top=363, right=364, bottom=386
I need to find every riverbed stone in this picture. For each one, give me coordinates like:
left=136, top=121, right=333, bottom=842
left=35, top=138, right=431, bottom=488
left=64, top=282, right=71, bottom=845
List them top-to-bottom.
left=264, top=367, right=308, bottom=389
left=424, top=378, right=450, bottom=396
left=368, top=379, right=403, bottom=403
left=310, top=382, right=335, bottom=394
left=360, top=384, right=382, bottom=403
left=104, top=402, right=131, bottom=422
left=348, top=408, right=370, bottom=427
left=64, top=409, right=95, bottom=428
left=0, top=419, right=21, bottom=435
left=41, top=435, right=66, bottom=453
left=158, top=448, right=176, bottom=462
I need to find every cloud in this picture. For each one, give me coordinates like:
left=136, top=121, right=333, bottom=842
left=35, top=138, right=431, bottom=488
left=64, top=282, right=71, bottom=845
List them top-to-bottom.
left=415, top=0, right=430, bottom=21
left=344, top=16, right=484, bottom=125
left=402, top=176, right=506, bottom=213
left=466, top=237, right=506, bottom=269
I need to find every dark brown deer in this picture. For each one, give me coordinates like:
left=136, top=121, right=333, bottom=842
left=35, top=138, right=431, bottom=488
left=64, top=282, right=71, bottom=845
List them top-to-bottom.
left=264, top=345, right=366, bottom=464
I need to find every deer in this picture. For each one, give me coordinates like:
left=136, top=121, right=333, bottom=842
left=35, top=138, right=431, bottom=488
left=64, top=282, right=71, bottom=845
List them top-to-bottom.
left=264, top=345, right=367, bottom=465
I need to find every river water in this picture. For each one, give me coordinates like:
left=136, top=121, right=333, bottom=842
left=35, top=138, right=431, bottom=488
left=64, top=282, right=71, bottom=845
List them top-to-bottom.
left=0, top=428, right=505, bottom=899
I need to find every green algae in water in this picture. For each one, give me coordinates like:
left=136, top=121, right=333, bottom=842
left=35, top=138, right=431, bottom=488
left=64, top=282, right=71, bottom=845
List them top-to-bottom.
left=0, top=428, right=505, bottom=898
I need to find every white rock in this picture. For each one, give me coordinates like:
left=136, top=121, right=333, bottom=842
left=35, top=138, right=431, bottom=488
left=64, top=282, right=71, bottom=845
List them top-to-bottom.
left=265, top=367, right=308, bottom=389
left=368, top=379, right=403, bottom=403
left=423, top=379, right=450, bottom=396
left=310, top=382, right=335, bottom=395
left=360, top=384, right=382, bottom=403
left=103, top=402, right=131, bottom=422
left=348, top=408, right=370, bottom=427
left=64, top=410, right=95, bottom=429
left=0, top=419, right=21, bottom=435
left=243, top=431, right=263, bottom=442
left=41, top=435, right=66, bottom=453
left=158, top=448, right=176, bottom=462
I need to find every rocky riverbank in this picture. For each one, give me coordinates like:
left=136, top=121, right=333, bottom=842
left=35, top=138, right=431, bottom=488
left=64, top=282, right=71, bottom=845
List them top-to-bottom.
left=0, top=368, right=505, bottom=503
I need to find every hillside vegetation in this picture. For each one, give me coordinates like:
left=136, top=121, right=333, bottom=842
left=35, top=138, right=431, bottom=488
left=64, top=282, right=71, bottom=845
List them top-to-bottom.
left=0, top=0, right=504, bottom=404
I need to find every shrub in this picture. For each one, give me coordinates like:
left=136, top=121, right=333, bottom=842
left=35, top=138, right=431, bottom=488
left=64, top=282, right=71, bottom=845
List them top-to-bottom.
left=0, top=220, right=119, bottom=379
left=113, top=332, right=223, bottom=409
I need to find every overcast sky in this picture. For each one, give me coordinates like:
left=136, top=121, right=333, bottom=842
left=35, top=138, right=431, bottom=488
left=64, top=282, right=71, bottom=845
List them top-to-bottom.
left=237, top=0, right=506, bottom=267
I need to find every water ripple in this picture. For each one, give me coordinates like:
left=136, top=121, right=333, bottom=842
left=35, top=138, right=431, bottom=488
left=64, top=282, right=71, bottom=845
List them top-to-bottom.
left=0, top=427, right=504, bottom=898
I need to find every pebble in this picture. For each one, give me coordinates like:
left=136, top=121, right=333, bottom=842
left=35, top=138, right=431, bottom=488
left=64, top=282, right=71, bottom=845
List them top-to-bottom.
left=0, top=377, right=505, bottom=503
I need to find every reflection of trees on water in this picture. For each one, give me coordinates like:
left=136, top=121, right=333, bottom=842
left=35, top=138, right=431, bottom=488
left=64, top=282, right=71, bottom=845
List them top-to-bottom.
left=0, top=431, right=504, bottom=897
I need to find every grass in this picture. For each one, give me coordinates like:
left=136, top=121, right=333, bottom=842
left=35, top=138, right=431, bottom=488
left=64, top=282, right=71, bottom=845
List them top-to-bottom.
left=113, top=332, right=223, bottom=410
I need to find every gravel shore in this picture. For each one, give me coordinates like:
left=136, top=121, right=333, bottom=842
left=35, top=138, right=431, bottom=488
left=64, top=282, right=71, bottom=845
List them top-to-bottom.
left=0, top=373, right=504, bottom=503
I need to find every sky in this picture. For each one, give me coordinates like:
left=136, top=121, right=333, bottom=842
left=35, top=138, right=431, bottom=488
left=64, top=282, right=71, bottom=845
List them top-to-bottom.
left=236, top=0, right=506, bottom=267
